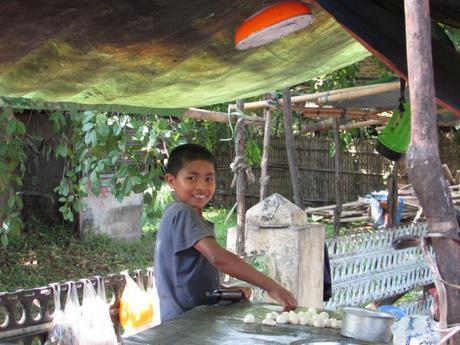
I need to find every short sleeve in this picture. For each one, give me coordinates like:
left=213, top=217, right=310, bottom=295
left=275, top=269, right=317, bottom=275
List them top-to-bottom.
left=168, top=203, right=215, bottom=254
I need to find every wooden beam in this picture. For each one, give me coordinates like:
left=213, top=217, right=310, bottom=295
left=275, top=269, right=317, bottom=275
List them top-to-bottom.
left=404, top=0, right=460, bottom=342
left=230, top=81, right=400, bottom=110
left=283, top=88, right=303, bottom=209
left=235, top=100, right=246, bottom=256
left=183, top=108, right=265, bottom=126
left=303, top=118, right=334, bottom=132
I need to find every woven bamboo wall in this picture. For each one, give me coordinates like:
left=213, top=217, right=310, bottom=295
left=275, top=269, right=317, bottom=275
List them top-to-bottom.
left=212, top=135, right=459, bottom=210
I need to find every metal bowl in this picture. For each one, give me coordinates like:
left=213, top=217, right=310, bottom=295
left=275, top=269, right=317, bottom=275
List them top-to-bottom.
left=340, top=307, right=395, bottom=343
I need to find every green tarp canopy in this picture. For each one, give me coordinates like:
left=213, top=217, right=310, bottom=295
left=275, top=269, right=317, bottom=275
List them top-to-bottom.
left=0, top=1, right=370, bottom=115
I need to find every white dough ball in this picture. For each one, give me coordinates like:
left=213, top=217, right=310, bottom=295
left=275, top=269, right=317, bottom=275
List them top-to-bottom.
left=297, top=311, right=305, bottom=318
left=319, top=311, right=329, bottom=319
left=271, top=312, right=280, bottom=319
left=243, top=313, right=256, bottom=324
left=265, top=313, right=274, bottom=320
left=276, top=313, right=289, bottom=324
left=288, top=313, right=299, bottom=325
left=299, top=314, right=309, bottom=326
left=262, top=318, right=276, bottom=326
left=313, top=319, right=325, bottom=328
left=324, top=319, right=332, bottom=328
left=329, top=319, right=338, bottom=329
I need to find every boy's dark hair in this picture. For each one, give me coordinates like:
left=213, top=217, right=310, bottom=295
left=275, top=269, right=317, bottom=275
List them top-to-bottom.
left=166, top=144, right=216, bottom=176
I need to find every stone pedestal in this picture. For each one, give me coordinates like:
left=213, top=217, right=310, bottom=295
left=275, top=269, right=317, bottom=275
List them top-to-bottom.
left=79, top=176, right=143, bottom=240
left=230, top=193, right=325, bottom=308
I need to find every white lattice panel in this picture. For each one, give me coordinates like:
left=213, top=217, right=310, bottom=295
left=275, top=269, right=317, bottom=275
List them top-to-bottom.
left=325, top=223, right=432, bottom=310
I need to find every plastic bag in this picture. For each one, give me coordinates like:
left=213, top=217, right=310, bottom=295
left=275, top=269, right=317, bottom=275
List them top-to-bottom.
left=146, top=267, right=161, bottom=327
left=119, top=271, right=154, bottom=336
left=79, top=278, right=118, bottom=345
left=47, top=282, right=82, bottom=345
left=47, top=283, right=73, bottom=345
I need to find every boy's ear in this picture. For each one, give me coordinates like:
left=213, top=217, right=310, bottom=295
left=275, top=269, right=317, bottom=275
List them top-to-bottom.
left=164, top=173, right=175, bottom=189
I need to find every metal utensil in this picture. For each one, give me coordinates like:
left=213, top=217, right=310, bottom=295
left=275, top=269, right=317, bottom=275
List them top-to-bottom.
left=341, top=307, right=395, bottom=343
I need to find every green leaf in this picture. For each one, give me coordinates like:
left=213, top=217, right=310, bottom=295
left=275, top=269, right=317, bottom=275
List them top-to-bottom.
left=83, top=111, right=95, bottom=124
left=158, top=118, right=168, bottom=130
left=6, top=120, right=16, bottom=135
left=15, top=121, right=26, bottom=136
left=82, top=122, right=94, bottom=132
left=97, top=123, right=110, bottom=137
left=113, top=123, right=122, bottom=136
left=84, top=130, right=97, bottom=146
left=0, top=142, right=7, bottom=156
left=55, top=144, right=68, bottom=158
left=90, top=171, right=101, bottom=195
left=61, top=181, right=69, bottom=196
left=7, top=196, right=15, bottom=209
left=1, top=233, right=8, bottom=247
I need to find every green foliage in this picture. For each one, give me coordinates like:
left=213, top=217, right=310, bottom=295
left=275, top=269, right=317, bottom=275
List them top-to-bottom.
left=312, top=63, right=360, bottom=92
left=0, top=108, right=27, bottom=247
left=50, top=111, right=181, bottom=225
left=203, top=207, right=237, bottom=247
left=0, top=221, right=156, bottom=292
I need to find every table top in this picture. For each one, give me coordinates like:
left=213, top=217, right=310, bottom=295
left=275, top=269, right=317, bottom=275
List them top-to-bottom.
left=123, top=302, right=383, bottom=345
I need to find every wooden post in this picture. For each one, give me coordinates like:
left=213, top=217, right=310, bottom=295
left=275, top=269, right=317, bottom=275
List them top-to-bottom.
left=404, top=0, right=460, bottom=342
left=283, top=88, right=303, bottom=209
left=235, top=99, right=246, bottom=256
left=260, top=105, right=273, bottom=201
left=0, top=107, right=15, bottom=227
left=332, top=119, right=342, bottom=237
left=387, top=161, right=399, bottom=228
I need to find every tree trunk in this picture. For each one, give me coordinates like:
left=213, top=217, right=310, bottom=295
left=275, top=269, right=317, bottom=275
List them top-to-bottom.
left=404, top=1, right=460, bottom=343
left=282, top=88, right=303, bottom=209
left=235, top=100, right=246, bottom=256
left=260, top=107, right=273, bottom=201
left=333, top=119, right=342, bottom=237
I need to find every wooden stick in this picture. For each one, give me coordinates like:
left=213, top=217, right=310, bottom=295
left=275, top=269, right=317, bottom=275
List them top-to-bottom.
left=283, top=88, right=303, bottom=209
left=235, top=100, right=246, bottom=256
left=260, top=105, right=273, bottom=201
left=333, top=119, right=342, bottom=236
left=441, top=164, right=456, bottom=185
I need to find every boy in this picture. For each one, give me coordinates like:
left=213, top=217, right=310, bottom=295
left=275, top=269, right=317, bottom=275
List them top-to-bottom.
left=154, top=143, right=297, bottom=322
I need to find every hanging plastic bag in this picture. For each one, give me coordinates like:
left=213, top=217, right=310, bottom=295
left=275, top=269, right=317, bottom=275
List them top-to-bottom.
left=146, top=267, right=161, bottom=327
left=119, top=270, right=154, bottom=336
left=79, top=278, right=118, bottom=345
left=48, top=282, right=81, bottom=345
left=47, top=284, right=72, bottom=345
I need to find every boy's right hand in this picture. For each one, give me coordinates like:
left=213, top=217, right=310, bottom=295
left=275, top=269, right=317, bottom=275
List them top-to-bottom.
left=266, top=284, right=298, bottom=311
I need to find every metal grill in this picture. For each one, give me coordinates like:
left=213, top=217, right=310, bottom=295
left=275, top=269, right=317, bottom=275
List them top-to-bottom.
left=325, top=223, right=433, bottom=310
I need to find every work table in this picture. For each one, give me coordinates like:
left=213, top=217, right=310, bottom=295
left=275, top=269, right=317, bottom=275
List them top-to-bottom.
left=124, top=302, right=385, bottom=345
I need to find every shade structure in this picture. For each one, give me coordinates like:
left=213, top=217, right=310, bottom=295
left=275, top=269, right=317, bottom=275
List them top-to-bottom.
left=235, top=1, right=314, bottom=50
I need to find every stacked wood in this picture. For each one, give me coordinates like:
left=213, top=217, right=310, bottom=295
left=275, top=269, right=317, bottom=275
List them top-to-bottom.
left=305, top=183, right=460, bottom=224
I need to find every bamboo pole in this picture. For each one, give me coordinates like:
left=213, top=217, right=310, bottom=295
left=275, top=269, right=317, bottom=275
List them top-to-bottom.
left=404, top=0, right=460, bottom=342
left=230, top=81, right=400, bottom=110
left=283, top=88, right=303, bottom=209
left=235, top=100, right=246, bottom=256
left=260, top=106, right=273, bottom=201
left=183, top=108, right=265, bottom=126
left=332, top=119, right=342, bottom=237
left=387, top=161, right=399, bottom=228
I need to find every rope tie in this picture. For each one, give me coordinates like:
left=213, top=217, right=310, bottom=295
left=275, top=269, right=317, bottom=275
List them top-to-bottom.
left=230, top=155, right=255, bottom=188
left=420, top=234, right=460, bottom=344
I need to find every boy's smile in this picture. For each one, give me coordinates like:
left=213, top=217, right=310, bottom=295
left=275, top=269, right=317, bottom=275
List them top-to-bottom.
left=166, top=159, right=216, bottom=214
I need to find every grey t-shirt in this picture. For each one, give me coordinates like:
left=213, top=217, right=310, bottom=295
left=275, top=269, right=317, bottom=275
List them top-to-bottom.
left=154, top=202, right=220, bottom=322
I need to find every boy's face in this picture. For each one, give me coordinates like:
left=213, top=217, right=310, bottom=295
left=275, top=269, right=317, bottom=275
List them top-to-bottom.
left=165, top=159, right=216, bottom=214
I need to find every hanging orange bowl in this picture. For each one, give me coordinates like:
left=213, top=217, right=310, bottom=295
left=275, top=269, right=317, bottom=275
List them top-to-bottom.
left=234, top=1, right=314, bottom=50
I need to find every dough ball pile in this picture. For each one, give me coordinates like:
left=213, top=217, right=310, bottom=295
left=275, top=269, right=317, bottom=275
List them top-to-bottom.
left=243, top=309, right=342, bottom=329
